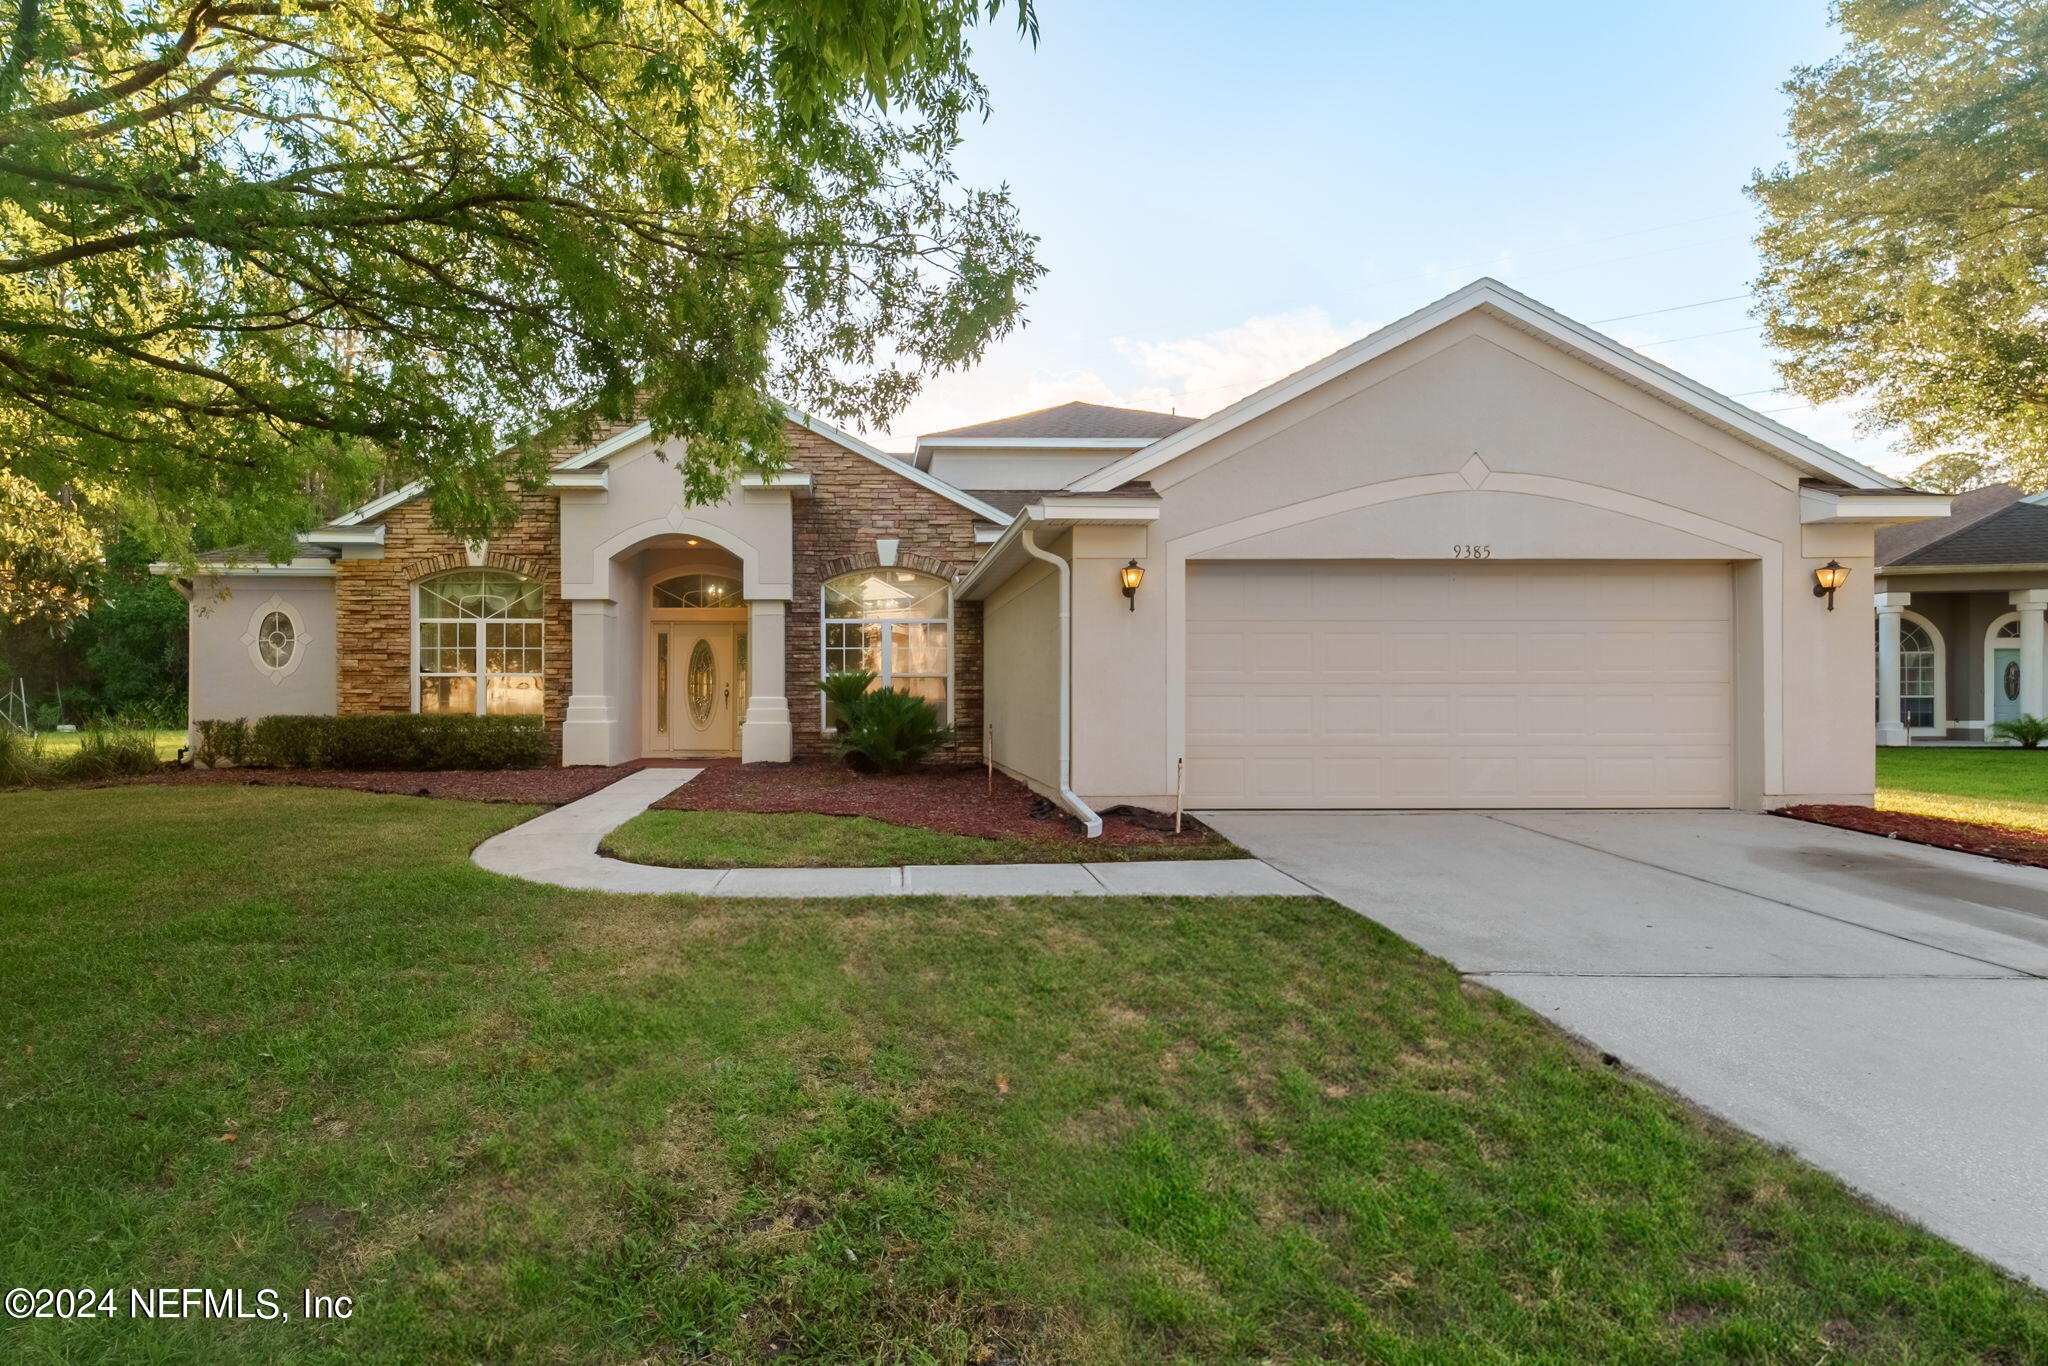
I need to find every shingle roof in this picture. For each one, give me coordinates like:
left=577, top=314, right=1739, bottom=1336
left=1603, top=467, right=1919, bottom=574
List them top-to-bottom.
left=922, top=401, right=1197, bottom=441
left=1876, top=483, right=2020, bottom=565
left=1888, top=495, right=2048, bottom=567
left=197, top=543, right=339, bottom=565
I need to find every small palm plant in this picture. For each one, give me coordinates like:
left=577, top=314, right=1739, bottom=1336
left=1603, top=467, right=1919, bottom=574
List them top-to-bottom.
left=1991, top=714, right=2048, bottom=749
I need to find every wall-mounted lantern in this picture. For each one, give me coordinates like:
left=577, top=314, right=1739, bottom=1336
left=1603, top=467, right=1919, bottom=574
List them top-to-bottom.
left=1120, top=559, right=1145, bottom=611
left=1812, top=560, right=1850, bottom=611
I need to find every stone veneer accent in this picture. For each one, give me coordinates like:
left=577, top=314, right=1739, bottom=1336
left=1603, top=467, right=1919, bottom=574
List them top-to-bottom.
left=335, top=418, right=985, bottom=763
left=783, top=422, right=984, bottom=762
left=334, top=491, right=573, bottom=755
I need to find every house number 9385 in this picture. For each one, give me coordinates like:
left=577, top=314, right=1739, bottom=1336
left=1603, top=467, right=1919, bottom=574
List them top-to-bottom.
left=1450, top=544, right=1492, bottom=559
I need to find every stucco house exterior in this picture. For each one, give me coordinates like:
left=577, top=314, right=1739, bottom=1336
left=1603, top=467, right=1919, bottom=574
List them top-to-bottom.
left=165, top=279, right=1948, bottom=824
left=1873, top=482, right=2048, bottom=744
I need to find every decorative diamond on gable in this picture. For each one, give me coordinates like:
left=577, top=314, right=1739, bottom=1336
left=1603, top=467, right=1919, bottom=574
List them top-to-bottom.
left=1459, top=453, right=1490, bottom=489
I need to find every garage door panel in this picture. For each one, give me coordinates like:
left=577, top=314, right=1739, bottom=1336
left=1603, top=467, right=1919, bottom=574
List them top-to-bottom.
left=1186, top=561, right=1733, bottom=808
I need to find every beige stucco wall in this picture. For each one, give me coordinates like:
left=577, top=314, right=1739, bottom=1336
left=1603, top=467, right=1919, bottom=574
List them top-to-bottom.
left=1064, top=312, right=1878, bottom=810
left=926, top=448, right=1124, bottom=490
left=981, top=557, right=1064, bottom=798
left=186, top=575, right=339, bottom=729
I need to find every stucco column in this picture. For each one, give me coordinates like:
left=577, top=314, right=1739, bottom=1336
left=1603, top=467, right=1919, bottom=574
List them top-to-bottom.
left=2013, top=590, right=2048, bottom=721
left=1874, top=593, right=1910, bottom=747
left=740, top=597, right=792, bottom=763
left=562, top=599, right=623, bottom=765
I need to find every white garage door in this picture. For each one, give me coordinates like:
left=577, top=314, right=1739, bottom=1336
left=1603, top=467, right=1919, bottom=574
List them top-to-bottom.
left=1185, top=560, right=1733, bottom=808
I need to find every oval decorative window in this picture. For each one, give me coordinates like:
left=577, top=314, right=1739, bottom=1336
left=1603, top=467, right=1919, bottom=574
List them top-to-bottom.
left=257, top=610, right=297, bottom=669
left=687, top=638, right=716, bottom=728
left=2006, top=660, right=2022, bottom=702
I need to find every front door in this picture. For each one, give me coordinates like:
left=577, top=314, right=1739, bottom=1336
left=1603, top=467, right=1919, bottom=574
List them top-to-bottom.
left=647, top=624, right=737, bottom=756
left=1995, top=648, right=2023, bottom=725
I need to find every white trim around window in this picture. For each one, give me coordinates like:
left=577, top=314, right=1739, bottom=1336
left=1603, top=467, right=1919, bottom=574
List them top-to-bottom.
left=819, top=568, right=955, bottom=729
left=410, top=569, right=547, bottom=717
left=242, top=595, right=308, bottom=685
left=1895, top=610, right=1944, bottom=736
left=1984, top=612, right=2022, bottom=736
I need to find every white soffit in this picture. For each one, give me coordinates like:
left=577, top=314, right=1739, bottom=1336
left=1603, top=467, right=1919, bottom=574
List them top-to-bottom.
left=1064, top=278, right=1901, bottom=495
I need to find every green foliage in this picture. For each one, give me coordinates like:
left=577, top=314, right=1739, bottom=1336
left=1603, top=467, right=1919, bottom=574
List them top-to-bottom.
left=0, top=0, right=1041, bottom=565
left=1751, top=1, right=2048, bottom=489
left=0, top=472, right=102, bottom=626
left=67, top=538, right=188, bottom=717
left=818, top=669, right=879, bottom=729
left=831, top=687, right=952, bottom=773
left=222, top=713, right=547, bottom=770
left=1990, top=714, right=2048, bottom=749
left=194, top=718, right=250, bottom=768
left=0, top=724, right=42, bottom=786
left=46, top=725, right=161, bottom=781
left=601, top=810, right=1244, bottom=868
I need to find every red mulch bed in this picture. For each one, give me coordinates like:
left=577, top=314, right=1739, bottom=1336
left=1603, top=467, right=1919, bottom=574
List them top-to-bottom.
left=82, top=758, right=697, bottom=806
left=650, top=759, right=1224, bottom=848
left=1776, top=804, right=2048, bottom=870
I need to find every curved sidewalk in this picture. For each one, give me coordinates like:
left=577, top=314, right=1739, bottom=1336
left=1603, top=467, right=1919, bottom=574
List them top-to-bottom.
left=472, top=767, right=1318, bottom=898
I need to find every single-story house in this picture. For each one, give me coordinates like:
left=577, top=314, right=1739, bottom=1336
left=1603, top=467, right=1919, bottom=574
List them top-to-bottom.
left=164, top=279, right=1949, bottom=824
left=1873, top=482, right=2048, bottom=743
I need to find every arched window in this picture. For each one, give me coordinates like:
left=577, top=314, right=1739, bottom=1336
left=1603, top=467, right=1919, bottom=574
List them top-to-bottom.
left=416, top=569, right=544, bottom=716
left=821, top=569, right=951, bottom=722
left=653, top=573, right=741, bottom=609
left=256, top=611, right=296, bottom=669
left=1999, top=619, right=2021, bottom=639
left=1899, top=620, right=1935, bottom=729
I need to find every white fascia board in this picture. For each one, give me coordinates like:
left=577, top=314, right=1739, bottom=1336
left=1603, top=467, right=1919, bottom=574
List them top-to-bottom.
left=1066, top=278, right=1901, bottom=495
left=778, top=402, right=1011, bottom=522
left=553, top=420, right=655, bottom=471
left=917, top=436, right=1157, bottom=451
left=545, top=467, right=610, bottom=491
left=738, top=471, right=813, bottom=490
left=332, top=481, right=425, bottom=526
left=1800, top=488, right=1952, bottom=525
left=955, top=501, right=1162, bottom=600
left=973, top=522, right=1005, bottom=544
left=298, top=524, right=387, bottom=547
left=152, top=558, right=337, bottom=578
left=1878, top=561, right=2048, bottom=576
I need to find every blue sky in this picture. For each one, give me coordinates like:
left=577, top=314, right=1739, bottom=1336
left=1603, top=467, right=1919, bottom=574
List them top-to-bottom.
left=869, top=1, right=1904, bottom=474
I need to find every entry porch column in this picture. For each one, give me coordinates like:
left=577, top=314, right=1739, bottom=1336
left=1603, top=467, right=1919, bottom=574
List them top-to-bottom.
left=1875, top=592, right=1910, bottom=747
left=740, top=597, right=793, bottom=763
left=562, top=599, right=625, bottom=765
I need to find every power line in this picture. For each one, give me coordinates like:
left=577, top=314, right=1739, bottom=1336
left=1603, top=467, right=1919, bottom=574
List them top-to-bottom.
left=1593, top=293, right=1753, bottom=324
left=1630, top=323, right=1763, bottom=348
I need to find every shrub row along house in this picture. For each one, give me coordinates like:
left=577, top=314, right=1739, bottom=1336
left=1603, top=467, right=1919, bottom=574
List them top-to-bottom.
left=161, top=280, right=1950, bottom=823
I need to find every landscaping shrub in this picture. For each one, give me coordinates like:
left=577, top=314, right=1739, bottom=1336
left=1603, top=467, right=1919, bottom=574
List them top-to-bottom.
left=818, top=669, right=877, bottom=731
left=831, top=687, right=952, bottom=774
left=206, top=713, right=547, bottom=770
left=1991, top=714, right=2048, bottom=749
left=193, top=718, right=250, bottom=767
left=47, top=725, right=160, bottom=782
left=0, top=726, right=45, bottom=787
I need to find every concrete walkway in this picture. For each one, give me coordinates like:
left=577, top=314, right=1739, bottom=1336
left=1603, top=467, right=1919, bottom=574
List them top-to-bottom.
left=472, top=767, right=1316, bottom=897
left=1199, top=808, right=2048, bottom=1288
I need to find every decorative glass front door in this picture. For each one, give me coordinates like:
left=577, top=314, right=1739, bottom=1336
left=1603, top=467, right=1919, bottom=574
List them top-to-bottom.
left=646, top=624, right=738, bottom=755
left=1995, top=647, right=2023, bottom=725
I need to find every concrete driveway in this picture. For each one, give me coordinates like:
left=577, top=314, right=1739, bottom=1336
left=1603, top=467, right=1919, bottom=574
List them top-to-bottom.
left=1197, top=808, right=2048, bottom=1287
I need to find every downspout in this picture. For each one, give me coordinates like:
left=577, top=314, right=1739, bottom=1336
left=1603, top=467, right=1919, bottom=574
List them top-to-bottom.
left=1019, top=526, right=1103, bottom=838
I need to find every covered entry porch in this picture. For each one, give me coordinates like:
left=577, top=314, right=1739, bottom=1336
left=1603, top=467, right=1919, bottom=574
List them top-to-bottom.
left=1874, top=577, right=2048, bottom=744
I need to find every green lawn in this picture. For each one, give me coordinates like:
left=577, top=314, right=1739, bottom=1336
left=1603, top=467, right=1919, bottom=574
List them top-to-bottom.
left=29, top=726, right=186, bottom=760
left=1876, top=745, right=2048, bottom=832
left=2, top=786, right=2043, bottom=1363
left=600, top=808, right=1246, bottom=867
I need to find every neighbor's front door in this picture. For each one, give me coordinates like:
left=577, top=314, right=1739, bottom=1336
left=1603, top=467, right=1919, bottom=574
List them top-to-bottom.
left=647, top=623, right=737, bottom=756
left=1995, top=647, right=2024, bottom=726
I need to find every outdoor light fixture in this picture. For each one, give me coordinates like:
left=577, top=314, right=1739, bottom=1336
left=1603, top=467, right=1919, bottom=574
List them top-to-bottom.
left=685, top=537, right=699, bottom=546
left=1120, top=559, right=1145, bottom=610
left=1813, top=560, right=1849, bottom=610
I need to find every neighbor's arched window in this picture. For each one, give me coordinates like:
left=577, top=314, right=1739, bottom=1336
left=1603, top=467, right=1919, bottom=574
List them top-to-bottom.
left=416, top=569, right=544, bottom=716
left=821, top=569, right=951, bottom=723
left=652, top=573, right=741, bottom=608
left=1898, top=620, right=1935, bottom=729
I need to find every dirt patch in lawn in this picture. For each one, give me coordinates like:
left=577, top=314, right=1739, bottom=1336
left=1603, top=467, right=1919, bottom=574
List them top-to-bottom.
left=80, top=759, right=696, bottom=806
left=650, top=759, right=1223, bottom=848
left=1777, top=803, right=2048, bottom=870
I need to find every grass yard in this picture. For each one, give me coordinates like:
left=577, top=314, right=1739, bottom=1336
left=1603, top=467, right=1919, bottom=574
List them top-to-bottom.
left=30, top=726, right=185, bottom=760
left=1877, top=745, right=2048, bottom=833
left=2, top=787, right=2043, bottom=1363
left=601, top=808, right=1247, bottom=867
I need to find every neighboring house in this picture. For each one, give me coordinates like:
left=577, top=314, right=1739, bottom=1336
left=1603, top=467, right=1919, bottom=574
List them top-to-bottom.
left=162, top=279, right=1948, bottom=819
left=1873, top=482, right=2048, bottom=743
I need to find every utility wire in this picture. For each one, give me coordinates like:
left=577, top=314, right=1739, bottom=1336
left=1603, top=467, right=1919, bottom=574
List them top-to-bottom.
left=1593, top=293, right=1752, bottom=324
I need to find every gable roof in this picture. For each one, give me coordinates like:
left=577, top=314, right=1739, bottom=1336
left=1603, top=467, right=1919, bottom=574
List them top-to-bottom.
left=1064, top=278, right=1901, bottom=495
left=324, top=401, right=1009, bottom=532
left=923, top=401, right=1197, bottom=441
left=1876, top=483, right=2021, bottom=566
left=1886, top=492, right=2048, bottom=568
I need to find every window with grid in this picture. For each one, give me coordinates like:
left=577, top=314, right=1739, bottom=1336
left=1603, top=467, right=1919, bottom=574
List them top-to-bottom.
left=821, top=569, right=950, bottom=725
left=416, top=570, right=545, bottom=716
left=652, top=573, right=741, bottom=608
left=1899, top=621, right=1935, bottom=729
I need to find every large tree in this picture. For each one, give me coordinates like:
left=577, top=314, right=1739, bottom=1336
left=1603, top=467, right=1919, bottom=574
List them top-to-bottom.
left=0, top=0, right=1040, bottom=565
left=1751, top=0, right=2048, bottom=490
